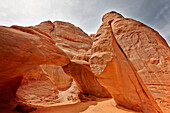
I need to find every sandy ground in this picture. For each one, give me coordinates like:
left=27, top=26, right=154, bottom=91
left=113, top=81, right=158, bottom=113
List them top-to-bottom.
left=0, top=82, right=141, bottom=113
left=0, top=98, right=141, bottom=113
left=31, top=98, right=140, bottom=113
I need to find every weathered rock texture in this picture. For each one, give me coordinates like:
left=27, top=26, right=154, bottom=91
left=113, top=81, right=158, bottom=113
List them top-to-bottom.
left=0, top=11, right=169, bottom=113
left=90, top=11, right=170, bottom=113
left=110, top=12, right=170, bottom=113
left=34, top=20, right=93, bottom=59
left=0, top=21, right=110, bottom=110
left=48, top=21, right=110, bottom=97
left=51, top=21, right=93, bottom=59
left=0, top=25, right=70, bottom=109
left=16, top=65, right=78, bottom=106
left=39, top=65, right=73, bottom=91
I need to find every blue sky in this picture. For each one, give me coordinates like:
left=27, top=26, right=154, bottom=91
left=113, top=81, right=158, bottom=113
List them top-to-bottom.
left=0, top=0, right=169, bottom=45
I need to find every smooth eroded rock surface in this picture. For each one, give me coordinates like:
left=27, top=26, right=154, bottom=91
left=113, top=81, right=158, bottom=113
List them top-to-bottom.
left=63, top=60, right=111, bottom=98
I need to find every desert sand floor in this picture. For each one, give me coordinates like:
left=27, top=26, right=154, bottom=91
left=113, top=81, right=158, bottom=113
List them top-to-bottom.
left=0, top=98, right=141, bottom=113
left=31, top=98, right=140, bottom=113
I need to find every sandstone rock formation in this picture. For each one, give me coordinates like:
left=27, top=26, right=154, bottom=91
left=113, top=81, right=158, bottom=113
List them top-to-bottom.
left=0, top=11, right=169, bottom=113
left=90, top=11, right=170, bottom=113
left=110, top=12, right=170, bottom=113
left=0, top=20, right=110, bottom=111
left=34, top=20, right=93, bottom=59
left=29, top=21, right=110, bottom=97
left=49, top=21, right=110, bottom=97
left=51, top=21, right=93, bottom=59
left=0, top=25, right=70, bottom=109
left=63, top=60, right=111, bottom=98
left=16, top=65, right=75, bottom=105
left=39, top=65, right=73, bottom=91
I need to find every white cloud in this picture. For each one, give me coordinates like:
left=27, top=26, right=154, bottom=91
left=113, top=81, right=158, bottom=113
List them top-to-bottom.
left=155, top=4, right=169, bottom=19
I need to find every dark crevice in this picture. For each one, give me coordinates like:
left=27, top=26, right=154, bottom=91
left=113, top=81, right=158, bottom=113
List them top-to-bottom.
left=51, top=23, right=55, bottom=33
left=95, top=33, right=102, bottom=37
left=117, top=41, right=126, bottom=57
left=145, top=84, right=170, bottom=86
left=14, top=104, right=37, bottom=113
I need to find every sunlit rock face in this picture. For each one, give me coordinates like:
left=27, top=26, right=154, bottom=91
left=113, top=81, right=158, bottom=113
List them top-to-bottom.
left=90, top=11, right=170, bottom=113
left=0, top=20, right=110, bottom=110
left=51, top=20, right=93, bottom=59
left=0, top=25, right=70, bottom=109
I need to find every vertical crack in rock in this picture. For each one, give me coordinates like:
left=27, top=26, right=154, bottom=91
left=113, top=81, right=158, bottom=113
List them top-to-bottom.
left=89, top=11, right=166, bottom=113
left=109, top=11, right=170, bottom=113
left=110, top=11, right=170, bottom=113
left=110, top=22, right=162, bottom=113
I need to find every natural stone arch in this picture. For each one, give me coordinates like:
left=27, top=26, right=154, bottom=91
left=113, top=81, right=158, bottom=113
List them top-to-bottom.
left=0, top=21, right=111, bottom=111
left=0, top=25, right=70, bottom=109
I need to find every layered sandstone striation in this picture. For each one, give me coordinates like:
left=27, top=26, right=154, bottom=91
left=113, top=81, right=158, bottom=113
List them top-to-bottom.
left=90, top=11, right=170, bottom=113
left=32, top=20, right=93, bottom=59
left=51, top=21, right=93, bottom=59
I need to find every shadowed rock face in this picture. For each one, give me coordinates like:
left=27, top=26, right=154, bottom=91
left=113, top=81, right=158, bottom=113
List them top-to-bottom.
left=90, top=11, right=170, bottom=113
left=0, top=25, right=70, bottom=109
left=63, top=60, right=111, bottom=98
